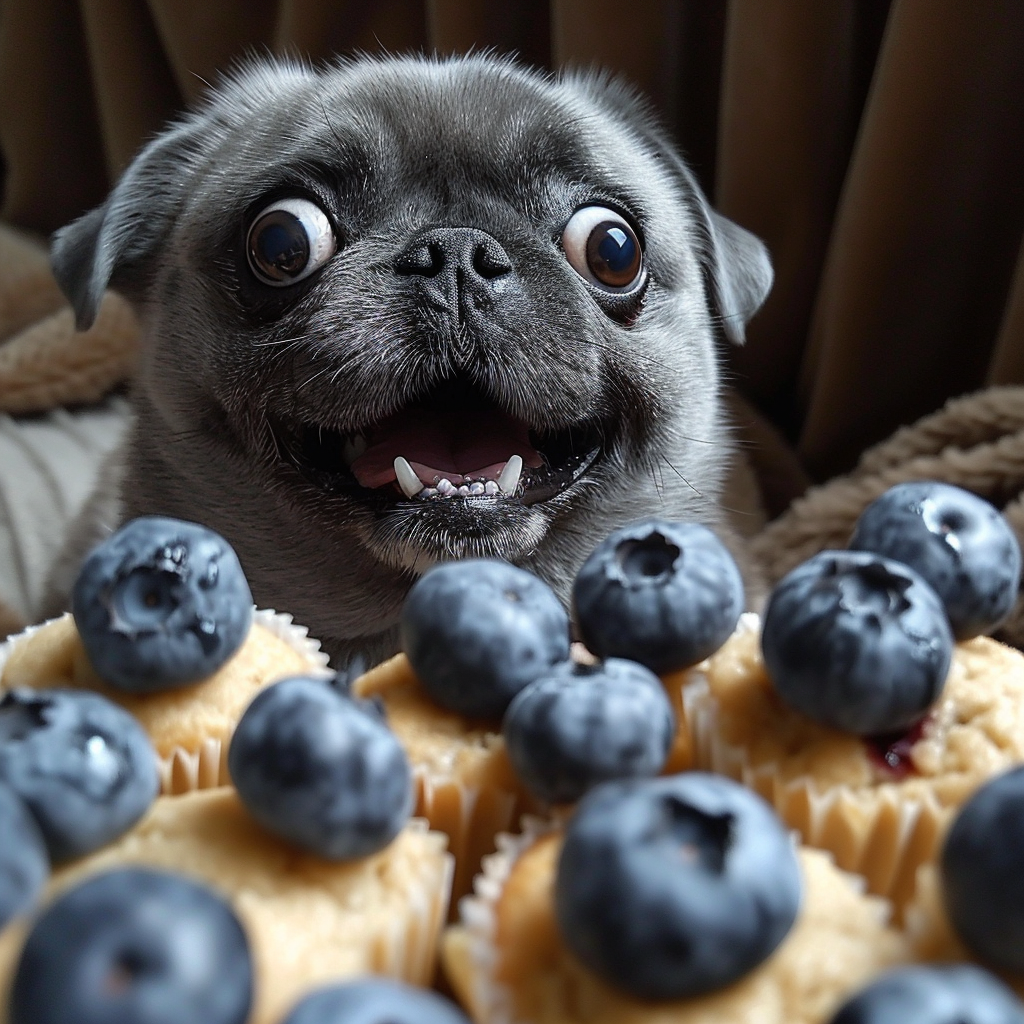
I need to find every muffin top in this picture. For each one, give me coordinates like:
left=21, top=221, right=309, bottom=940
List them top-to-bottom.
left=698, top=614, right=1024, bottom=805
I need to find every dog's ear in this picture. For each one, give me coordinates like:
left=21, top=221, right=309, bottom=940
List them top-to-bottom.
left=568, top=71, right=773, bottom=345
left=50, top=121, right=203, bottom=331
left=651, top=139, right=773, bottom=346
left=698, top=207, right=774, bottom=346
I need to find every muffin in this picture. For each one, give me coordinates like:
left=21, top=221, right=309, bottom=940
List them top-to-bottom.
left=0, top=609, right=330, bottom=793
left=684, top=612, right=1024, bottom=910
left=352, top=650, right=694, bottom=905
left=352, top=652, right=532, bottom=903
left=0, top=787, right=454, bottom=1024
left=443, top=817, right=908, bottom=1024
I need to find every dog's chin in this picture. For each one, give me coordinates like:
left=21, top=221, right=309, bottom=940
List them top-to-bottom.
left=360, top=496, right=555, bottom=574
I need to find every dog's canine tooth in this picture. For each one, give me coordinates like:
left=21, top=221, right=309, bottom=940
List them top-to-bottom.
left=497, top=455, right=523, bottom=495
left=394, top=456, right=424, bottom=499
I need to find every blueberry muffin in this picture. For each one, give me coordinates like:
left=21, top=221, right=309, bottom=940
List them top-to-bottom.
left=685, top=610, right=1024, bottom=910
left=443, top=776, right=908, bottom=1024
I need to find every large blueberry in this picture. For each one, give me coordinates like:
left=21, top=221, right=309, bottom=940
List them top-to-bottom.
left=850, top=481, right=1022, bottom=640
left=72, top=516, right=253, bottom=692
left=573, top=519, right=744, bottom=673
left=761, top=550, right=953, bottom=735
left=401, top=559, right=570, bottom=719
left=502, top=658, right=675, bottom=804
left=228, top=676, right=412, bottom=860
left=0, top=688, right=159, bottom=862
left=941, top=765, right=1024, bottom=972
left=554, top=773, right=801, bottom=1000
left=0, top=781, right=48, bottom=929
left=9, top=867, right=252, bottom=1024
left=829, top=963, right=1024, bottom=1024
left=280, top=978, right=471, bottom=1024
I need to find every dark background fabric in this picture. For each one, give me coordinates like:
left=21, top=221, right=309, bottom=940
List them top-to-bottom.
left=1, top=0, right=1022, bottom=492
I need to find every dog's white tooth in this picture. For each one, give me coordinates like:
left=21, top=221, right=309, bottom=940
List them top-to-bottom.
left=497, top=455, right=523, bottom=495
left=394, top=457, right=424, bottom=499
left=437, top=478, right=456, bottom=496
left=468, top=481, right=485, bottom=495
left=484, top=481, right=499, bottom=495
left=457, top=484, right=471, bottom=496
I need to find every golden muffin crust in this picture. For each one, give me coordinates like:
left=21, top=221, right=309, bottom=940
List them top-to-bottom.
left=0, top=788, right=453, bottom=1024
left=444, top=828, right=907, bottom=1024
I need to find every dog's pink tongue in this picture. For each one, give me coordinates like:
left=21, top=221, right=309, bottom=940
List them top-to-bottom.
left=350, top=408, right=543, bottom=489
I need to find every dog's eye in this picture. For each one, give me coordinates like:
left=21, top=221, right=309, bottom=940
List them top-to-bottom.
left=246, top=198, right=337, bottom=286
left=561, top=206, right=643, bottom=291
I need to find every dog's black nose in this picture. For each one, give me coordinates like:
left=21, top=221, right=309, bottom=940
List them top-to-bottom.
left=395, top=227, right=516, bottom=320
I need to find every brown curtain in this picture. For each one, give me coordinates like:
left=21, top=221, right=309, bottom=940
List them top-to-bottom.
left=1, top=0, right=1022, bottom=488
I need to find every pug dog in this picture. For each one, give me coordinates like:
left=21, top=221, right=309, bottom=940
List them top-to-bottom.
left=48, top=54, right=772, bottom=666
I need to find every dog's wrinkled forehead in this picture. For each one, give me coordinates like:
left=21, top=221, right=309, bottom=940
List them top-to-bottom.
left=190, top=57, right=689, bottom=239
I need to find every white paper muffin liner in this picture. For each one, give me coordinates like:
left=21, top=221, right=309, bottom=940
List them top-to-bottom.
left=0, top=607, right=332, bottom=796
left=683, top=617, right=952, bottom=911
left=410, top=735, right=532, bottom=907
left=447, top=814, right=561, bottom=1024
left=366, top=816, right=456, bottom=987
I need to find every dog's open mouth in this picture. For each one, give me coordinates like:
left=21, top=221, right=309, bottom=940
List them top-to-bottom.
left=280, top=380, right=607, bottom=507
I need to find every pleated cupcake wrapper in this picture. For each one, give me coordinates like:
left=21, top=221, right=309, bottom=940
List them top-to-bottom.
left=0, top=607, right=333, bottom=797
left=683, top=673, right=952, bottom=912
left=412, top=734, right=533, bottom=908
left=450, top=814, right=564, bottom=1024
left=364, top=816, right=456, bottom=986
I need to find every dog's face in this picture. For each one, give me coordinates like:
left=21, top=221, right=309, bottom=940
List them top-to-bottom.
left=51, top=55, right=772, bottom=662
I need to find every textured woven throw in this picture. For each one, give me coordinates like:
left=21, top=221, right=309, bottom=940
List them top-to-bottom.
left=749, top=387, right=1024, bottom=648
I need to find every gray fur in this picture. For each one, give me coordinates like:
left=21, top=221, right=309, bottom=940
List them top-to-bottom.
left=49, top=54, right=772, bottom=666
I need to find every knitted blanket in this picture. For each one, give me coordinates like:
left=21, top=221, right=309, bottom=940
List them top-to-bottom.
left=2, top=222, right=1022, bottom=649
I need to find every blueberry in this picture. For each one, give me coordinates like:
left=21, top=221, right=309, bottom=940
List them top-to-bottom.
left=850, top=481, right=1022, bottom=640
left=72, top=516, right=253, bottom=692
left=572, top=519, right=744, bottom=673
left=761, top=550, right=953, bottom=735
left=400, top=559, right=570, bottom=718
left=502, top=658, right=675, bottom=804
left=228, top=676, right=412, bottom=859
left=0, top=688, right=159, bottom=862
left=941, top=764, right=1024, bottom=972
left=554, top=773, right=801, bottom=1000
left=0, top=781, right=48, bottom=929
left=9, top=867, right=252, bottom=1024
left=829, top=963, right=1024, bottom=1024
left=280, top=978, right=471, bottom=1024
